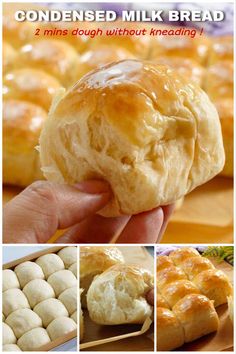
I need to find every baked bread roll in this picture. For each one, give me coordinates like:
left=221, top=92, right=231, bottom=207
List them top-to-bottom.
left=89, top=21, right=152, bottom=59
left=150, top=29, right=210, bottom=64
left=208, top=36, right=233, bottom=64
left=19, top=39, right=80, bottom=87
left=3, top=41, right=17, bottom=74
left=77, top=45, right=135, bottom=79
left=153, top=56, right=204, bottom=86
left=39, top=60, right=225, bottom=217
left=204, top=60, right=233, bottom=101
left=3, top=69, right=61, bottom=111
left=214, top=98, right=233, bottom=177
left=3, top=99, right=47, bottom=186
left=57, top=246, right=77, bottom=268
left=80, top=246, right=124, bottom=307
left=169, top=247, right=200, bottom=266
left=35, top=253, right=65, bottom=279
left=157, top=255, right=175, bottom=273
left=181, top=256, right=215, bottom=280
left=14, top=261, right=44, bottom=288
left=68, top=263, right=77, bottom=278
left=87, top=264, right=153, bottom=325
left=157, top=267, right=187, bottom=291
left=2, top=269, right=20, bottom=291
left=193, top=269, right=233, bottom=307
left=47, top=270, right=77, bottom=296
left=23, top=279, right=55, bottom=308
left=161, top=279, right=201, bottom=308
left=58, top=287, right=77, bottom=315
left=3, top=289, right=30, bottom=317
left=157, top=292, right=170, bottom=309
left=172, top=294, right=219, bottom=343
left=34, top=298, right=69, bottom=327
left=156, top=307, right=184, bottom=351
left=5, top=308, right=42, bottom=339
left=46, top=317, right=77, bottom=340
left=2, top=323, right=16, bottom=345
left=17, top=328, right=50, bottom=351
left=3, top=344, right=21, bottom=351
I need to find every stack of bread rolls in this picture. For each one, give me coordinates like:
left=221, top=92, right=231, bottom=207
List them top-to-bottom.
left=3, top=4, right=232, bottom=192
left=79, top=246, right=154, bottom=342
left=2, top=247, right=77, bottom=352
left=156, top=247, right=232, bottom=351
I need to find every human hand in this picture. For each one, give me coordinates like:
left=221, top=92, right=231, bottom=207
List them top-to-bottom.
left=3, top=180, right=174, bottom=244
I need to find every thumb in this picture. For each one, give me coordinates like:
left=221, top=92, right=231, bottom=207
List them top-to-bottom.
left=3, top=180, right=111, bottom=244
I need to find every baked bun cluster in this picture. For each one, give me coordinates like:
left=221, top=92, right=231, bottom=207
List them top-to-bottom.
left=3, top=2, right=232, bottom=191
left=79, top=246, right=154, bottom=341
left=2, top=247, right=77, bottom=352
left=156, top=247, right=232, bottom=350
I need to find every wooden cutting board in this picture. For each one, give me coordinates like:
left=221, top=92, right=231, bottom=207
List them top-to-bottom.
left=3, top=176, right=233, bottom=244
left=80, top=246, right=154, bottom=351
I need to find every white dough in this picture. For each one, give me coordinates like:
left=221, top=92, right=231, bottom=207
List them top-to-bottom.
left=57, top=247, right=77, bottom=268
left=36, top=253, right=65, bottom=279
left=14, top=261, right=44, bottom=288
left=68, top=263, right=77, bottom=277
left=2, top=270, right=20, bottom=291
left=47, top=270, right=77, bottom=296
left=23, top=279, right=55, bottom=308
left=58, top=287, right=77, bottom=315
left=3, top=288, right=30, bottom=317
left=34, top=298, right=69, bottom=327
left=5, top=308, right=42, bottom=339
left=71, top=311, right=77, bottom=324
left=47, top=317, right=77, bottom=340
left=2, top=323, right=16, bottom=345
left=17, top=328, right=50, bottom=351
left=3, top=344, right=21, bottom=351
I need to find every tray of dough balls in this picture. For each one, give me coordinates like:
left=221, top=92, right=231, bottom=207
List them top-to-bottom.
left=2, top=246, right=78, bottom=352
left=79, top=246, right=154, bottom=351
left=156, top=247, right=234, bottom=351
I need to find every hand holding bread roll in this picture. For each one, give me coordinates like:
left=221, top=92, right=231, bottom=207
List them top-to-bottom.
left=40, top=60, right=225, bottom=217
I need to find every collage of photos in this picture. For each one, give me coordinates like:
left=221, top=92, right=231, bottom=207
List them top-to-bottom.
left=1, top=0, right=235, bottom=353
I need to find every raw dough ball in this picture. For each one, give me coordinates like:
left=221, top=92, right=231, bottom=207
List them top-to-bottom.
left=57, top=247, right=77, bottom=268
left=35, top=253, right=65, bottom=279
left=14, top=262, right=44, bottom=288
left=68, top=263, right=77, bottom=277
left=2, top=270, right=20, bottom=291
left=47, top=270, right=77, bottom=296
left=23, top=279, right=55, bottom=308
left=58, top=287, right=77, bottom=315
left=3, top=289, right=30, bottom=317
left=34, top=298, right=69, bottom=327
left=5, top=308, right=42, bottom=339
left=71, top=311, right=77, bottom=324
left=47, top=317, right=77, bottom=340
left=3, top=323, right=16, bottom=345
left=17, top=328, right=51, bottom=351
left=3, top=344, right=21, bottom=351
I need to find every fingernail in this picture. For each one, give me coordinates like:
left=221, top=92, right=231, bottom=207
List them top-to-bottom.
left=74, top=179, right=111, bottom=194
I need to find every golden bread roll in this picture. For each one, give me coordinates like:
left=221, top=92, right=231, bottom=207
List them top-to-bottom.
left=89, top=21, right=152, bottom=59
left=150, top=29, right=210, bottom=64
left=208, top=36, right=233, bottom=64
left=19, top=39, right=79, bottom=87
left=2, top=41, right=17, bottom=74
left=77, top=45, right=135, bottom=79
left=153, top=56, right=205, bottom=86
left=39, top=60, right=225, bottom=217
left=204, top=60, right=233, bottom=100
left=3, top=69, right=62, bottom=111
left=3, top=99, right=47, bottom=186
left=215, top=99, right=233, bottom=177
left=80, top=246, right=124, bottom=307
left=169, top=247, right=200, bottom=266
left=157, top=255, right=175, bottom=273
left=181, top=256, right=215, bottom=280
left=87, top=264, right=153, bottom=325
left=157, top=267, right=187, bottom=291
left=193, top=269, right=233, bottom=307
left=161, top=279, right=201, bottom=308
left=79, top=289, right=84, bottom=341
left=157, top=292, right=170, bottom=309
left=172, top=294, right=219, bottom=343
left=227, top=295, right=233, bottom=323
left=156, top=307, right=184, bottom=351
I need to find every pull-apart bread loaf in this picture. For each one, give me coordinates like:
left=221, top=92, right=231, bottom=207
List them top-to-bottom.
left=40, top=60, right=225, bottom=217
